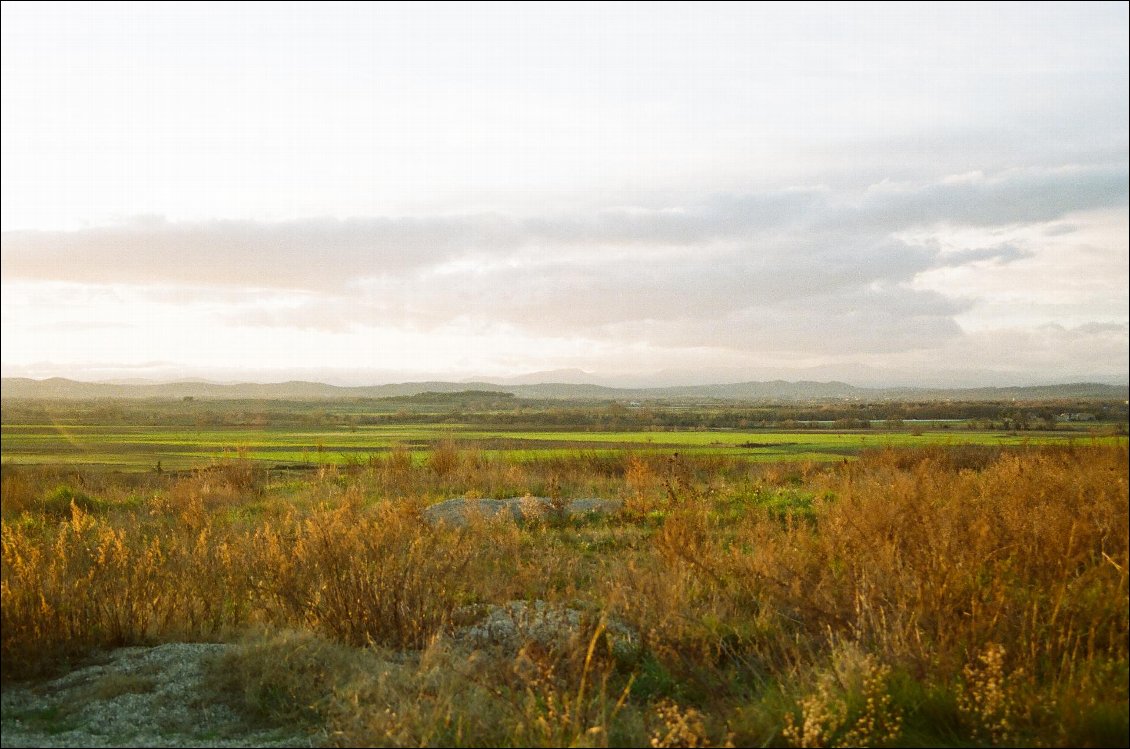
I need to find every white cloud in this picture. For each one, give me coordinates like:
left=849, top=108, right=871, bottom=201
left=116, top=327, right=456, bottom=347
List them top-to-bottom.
left=3, top=167, right=1126, bottom=384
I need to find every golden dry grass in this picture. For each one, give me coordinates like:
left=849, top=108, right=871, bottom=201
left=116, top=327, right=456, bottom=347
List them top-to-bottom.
left=2, top=442, right=1126, bottom=746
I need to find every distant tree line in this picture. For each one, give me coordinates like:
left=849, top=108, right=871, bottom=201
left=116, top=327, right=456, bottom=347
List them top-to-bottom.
left=4, top=396, right=1124, bottom=432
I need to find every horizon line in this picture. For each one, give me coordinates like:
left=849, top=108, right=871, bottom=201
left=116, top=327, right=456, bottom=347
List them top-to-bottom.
left=4, top=375, right=1127, bottom=392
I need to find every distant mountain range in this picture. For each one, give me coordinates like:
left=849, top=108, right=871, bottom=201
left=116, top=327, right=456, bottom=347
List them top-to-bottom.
left=2, top=377, right=1126, bottom=402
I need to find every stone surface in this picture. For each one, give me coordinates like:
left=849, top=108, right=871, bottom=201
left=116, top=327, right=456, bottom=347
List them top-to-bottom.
left=422, top=496, right=622, bottom=528
left=449, top=600, right=640, bottom=661
left=0, top=643, right=312, bottom=748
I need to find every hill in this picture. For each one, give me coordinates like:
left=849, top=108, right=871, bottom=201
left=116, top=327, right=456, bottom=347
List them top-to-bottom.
left=2, top=377, right=1126, bottom=402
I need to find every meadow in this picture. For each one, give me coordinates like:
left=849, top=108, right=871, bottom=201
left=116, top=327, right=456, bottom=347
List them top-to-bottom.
left=1, top=396, right=1127, bottom=747
left=1, top=413, right=1121, bottom=471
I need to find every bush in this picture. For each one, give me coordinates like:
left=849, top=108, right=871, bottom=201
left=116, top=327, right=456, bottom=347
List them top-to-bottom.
left=38, top=485, right=101, bottom=518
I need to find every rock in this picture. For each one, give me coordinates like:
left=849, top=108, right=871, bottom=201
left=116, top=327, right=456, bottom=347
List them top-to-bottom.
left=422, top=496, right=622, bottom=528
left=448, top=600, right=640, bottom=661
left=0, top=643, right=310, bottom=748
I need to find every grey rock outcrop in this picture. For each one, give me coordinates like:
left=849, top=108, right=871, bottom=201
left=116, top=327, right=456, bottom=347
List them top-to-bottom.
left=422, top=496, right=622, bottom=528
left=449, top=600, right=640, bottom=661
left=0, top=643, right=309, bottom=748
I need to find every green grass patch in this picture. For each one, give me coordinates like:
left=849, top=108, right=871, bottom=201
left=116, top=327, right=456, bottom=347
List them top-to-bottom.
left=5, top=420, right=1119, bottom=471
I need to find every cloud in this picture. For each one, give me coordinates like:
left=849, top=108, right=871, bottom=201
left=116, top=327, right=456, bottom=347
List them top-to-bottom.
left=2, top=166, right=1125, bottom=371
left=4, top=166, right=1121, bottom=288
left=852, top=166, right=1128, bottom=228
left=1, top=201, right=824, bottom=291
left=1, top=216, right=493, bottom=290
left=932, top=243, right=1034, bottom=265
left=880, top=322, right=1130, bottom=386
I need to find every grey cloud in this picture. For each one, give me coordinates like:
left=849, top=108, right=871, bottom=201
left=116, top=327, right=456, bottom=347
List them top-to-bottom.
left=3, top=165, right=1123, bottom=360
left=5, top=166, right=1121, bottom=291
left=852, top=166, right=1128, bottom=229
left=1, top=201, right=827, bottom=291
left=1, top=215, right=515, bottom=290
left=1042, top=223, right=1079, bottom=237
left=213, top=236, right=967, bottom=358
left=319, top=236, right=936, bottom=332
left=523, top=240, right=933, bottom=327
left=934, top=243, right=1034, bottom=266
left=478, top=279, right=967, bottom=354
left=625, top=304, right=965, bottom=355
left=1072, top=321, right=1129, bottom=335
left=924, top=322, right=1130, bottom=382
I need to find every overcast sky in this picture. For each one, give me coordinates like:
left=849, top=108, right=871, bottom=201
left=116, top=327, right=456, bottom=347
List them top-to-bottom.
left=2, top=1, right=1127, bottom=386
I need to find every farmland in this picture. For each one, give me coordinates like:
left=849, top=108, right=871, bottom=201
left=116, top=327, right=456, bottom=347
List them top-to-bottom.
left=2, top=392, right=1124, bottom=471
left=2, top=395, right=1127, bottom=747
left=0, top=422, right=1120, bottom=471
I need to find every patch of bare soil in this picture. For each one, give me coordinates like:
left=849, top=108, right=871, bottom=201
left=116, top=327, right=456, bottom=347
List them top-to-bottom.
left=1, top=643, right=315, bottom=748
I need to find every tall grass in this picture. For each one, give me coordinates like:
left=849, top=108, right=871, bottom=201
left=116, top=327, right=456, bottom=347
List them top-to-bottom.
left=2, top=442, right=1126, bottom=746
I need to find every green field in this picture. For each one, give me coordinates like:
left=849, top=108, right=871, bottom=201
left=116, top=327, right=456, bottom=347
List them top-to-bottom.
left=2, top=421, right=1121, bottom=470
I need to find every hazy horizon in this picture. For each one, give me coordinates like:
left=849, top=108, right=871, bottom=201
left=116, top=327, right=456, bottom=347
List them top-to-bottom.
left=3, top=3, right=1127, bottom=388
left=4, top=367, right=1128, bottom=392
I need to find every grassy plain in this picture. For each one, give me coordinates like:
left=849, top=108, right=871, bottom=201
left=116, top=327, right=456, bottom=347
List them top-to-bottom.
left=2, top=396, right=1127, bottom=746
left=1, top=421, right=1120, bottom=471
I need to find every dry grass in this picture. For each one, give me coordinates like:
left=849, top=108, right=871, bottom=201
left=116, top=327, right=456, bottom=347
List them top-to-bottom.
left=3, top=442, right=1127, bottom=746
left=247, top=498, right=483, bottom=649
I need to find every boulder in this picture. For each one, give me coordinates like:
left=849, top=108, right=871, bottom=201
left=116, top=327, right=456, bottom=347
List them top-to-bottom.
left=422, top=496, right=622, bottom=528
left=449, top=600, right=640, bottom=661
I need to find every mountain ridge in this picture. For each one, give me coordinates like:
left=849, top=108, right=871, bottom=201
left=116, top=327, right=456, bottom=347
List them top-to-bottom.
left=2, top=377, right=1126, bottom=402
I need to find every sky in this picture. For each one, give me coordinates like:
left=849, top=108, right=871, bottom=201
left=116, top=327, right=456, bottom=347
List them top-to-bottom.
left=1, top=1, right=1127, bottom=388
